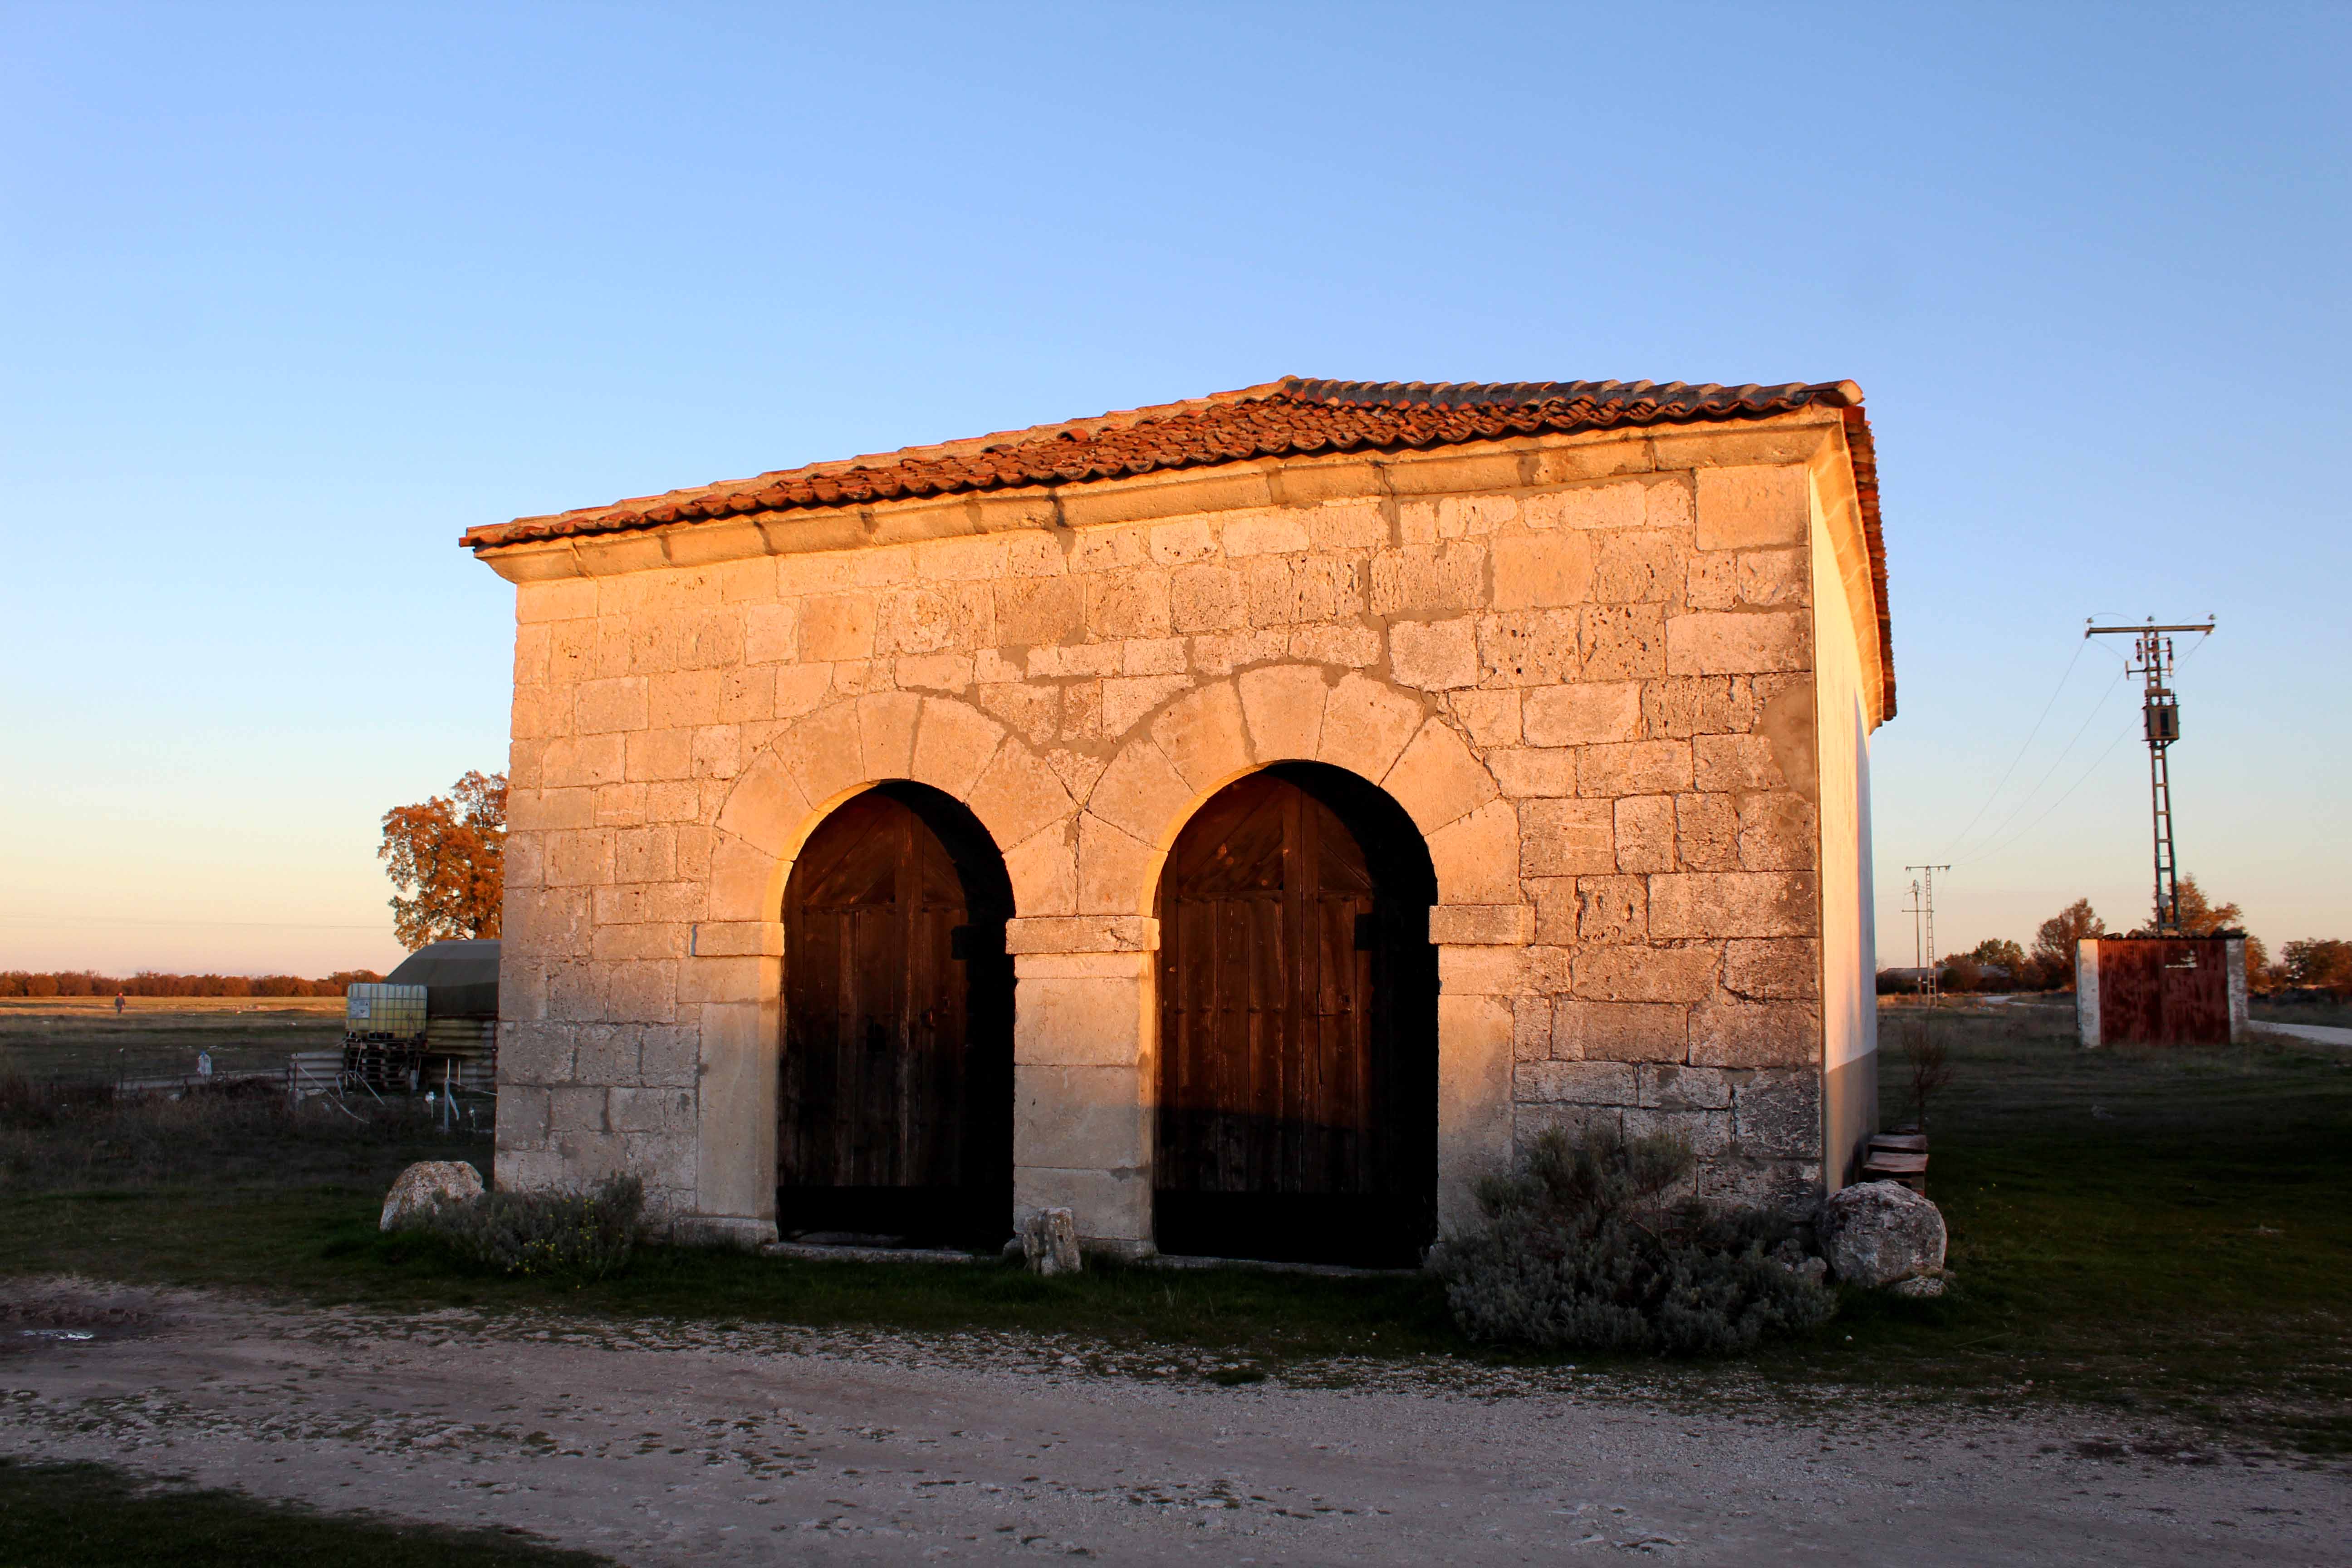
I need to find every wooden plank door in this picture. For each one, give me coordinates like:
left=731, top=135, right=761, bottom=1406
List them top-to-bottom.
left=1157, top=769, right=1427, bottom=1263
left=781, top=791, right=973, bottom=1200
left=2096, top=937, right=2230, bottom=1045
left=2095, top=940, right=2166, bottom=1045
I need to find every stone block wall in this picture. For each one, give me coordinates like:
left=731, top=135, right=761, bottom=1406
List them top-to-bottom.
left=486, top=411, right=1864, bottom=1241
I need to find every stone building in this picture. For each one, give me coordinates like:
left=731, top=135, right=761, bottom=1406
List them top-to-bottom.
left=464, top=377, right=1894, bottom=1263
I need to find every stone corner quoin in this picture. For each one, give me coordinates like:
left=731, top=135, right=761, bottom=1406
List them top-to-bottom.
left=479, top=405, right=1889, bottom=1245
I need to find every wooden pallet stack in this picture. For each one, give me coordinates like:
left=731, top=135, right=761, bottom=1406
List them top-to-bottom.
left=285, top=1050, right=346, bottom=1100
left=1861, top=1130, right=1929, bottom=1193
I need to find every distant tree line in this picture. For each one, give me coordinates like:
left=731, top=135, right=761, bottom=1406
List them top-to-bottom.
left=1880, top=874, right=2349, bottom=996
left=0, top=970, right=382, bottom=999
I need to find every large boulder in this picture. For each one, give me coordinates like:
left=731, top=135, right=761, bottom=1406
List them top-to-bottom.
left=380, top=1161, right=484, bottom=1231
left=1819, top=1180, right=1946, bottom=1289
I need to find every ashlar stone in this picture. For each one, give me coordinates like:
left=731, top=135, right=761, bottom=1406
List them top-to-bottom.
left=1695, top=464, right=1809, bottom=550
left=1490, top=533, right=1595, bottom=609
left=799, top=595, right=876, bottom=662
left=1389, top=617, right=1480, bottom=691
left=1523, top=681, right=1641, bottom=746
left=1381, top=719, right=1497, bottom=834
left=1519, top=797, right=1613, bottom=877
left=1426, top=798, right=1522, bottom=904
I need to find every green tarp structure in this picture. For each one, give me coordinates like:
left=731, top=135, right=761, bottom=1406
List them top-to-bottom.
left=383, top=939, right=501, bottom=1018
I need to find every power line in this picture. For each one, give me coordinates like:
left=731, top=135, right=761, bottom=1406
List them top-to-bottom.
left=1955, top=629, right=2218, bottom=870
left=1941, top=635, right=2090, bottom=857
left=1955, top=664, right=2131, bottom=855
left=1955, top=719, right=2138, bottom=867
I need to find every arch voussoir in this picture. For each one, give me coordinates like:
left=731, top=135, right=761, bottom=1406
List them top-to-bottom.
left=1236, top=663, right=1330, bottom=762
left=1314, top=671, right=1425, bottom=784
left=1149, top=680, right=1254, bottom=795
left=855, top=690, right=923, bottom=781
left=910, top=696, right=1007, bottom=800
left=1380, top=716, right=1502, bottom=840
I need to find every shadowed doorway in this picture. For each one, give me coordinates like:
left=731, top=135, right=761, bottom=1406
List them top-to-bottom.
left=1153, top=762, right=1438, bottom=1267
left=779, top=783, right=1014, bottom=1249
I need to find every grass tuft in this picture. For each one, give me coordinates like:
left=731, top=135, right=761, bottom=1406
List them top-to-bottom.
left=0, top=1457, right=609, bottom=1566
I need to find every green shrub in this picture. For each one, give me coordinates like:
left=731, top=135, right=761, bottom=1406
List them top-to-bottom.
left=1435, top=1125, right=1835, bottom=1356
left=420, top=1174, right=644, bottom=1281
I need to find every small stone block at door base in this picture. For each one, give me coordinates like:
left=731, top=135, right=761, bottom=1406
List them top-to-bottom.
left=1023, top=1206, right=1083, bottom=1275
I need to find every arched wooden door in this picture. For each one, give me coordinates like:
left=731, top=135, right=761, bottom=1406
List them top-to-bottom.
left=1155, top=766, right=1436, bottom=1266
left=780, top=786, right=1012, bottom=1246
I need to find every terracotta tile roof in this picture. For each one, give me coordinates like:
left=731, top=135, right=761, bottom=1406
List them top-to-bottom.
left=466, top=375, right=1892, bottom=714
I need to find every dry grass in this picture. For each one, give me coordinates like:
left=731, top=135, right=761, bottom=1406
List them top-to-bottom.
left=0, top=997, right=346, bottom=1084
left=0, top=1076, right=485, bottom=1192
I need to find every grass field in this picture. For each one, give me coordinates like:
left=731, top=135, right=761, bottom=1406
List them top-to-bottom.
left=0, top=996, right=346, bottom=1083
left=1, top=1000, right=2346, bottom=1453
left=1759, top=1000, right=2352, bottom=1452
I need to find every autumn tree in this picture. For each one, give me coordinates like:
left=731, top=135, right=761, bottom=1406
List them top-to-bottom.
left=380, top=771, right=507, bottom=951
left=2144, top=872, right=2241, bottom=937
left=2032, top=898, right=2104, bottom=972
left=1965, top=938, right=2028, bottom=972
left=2282, top=938, right=2352, bottom=991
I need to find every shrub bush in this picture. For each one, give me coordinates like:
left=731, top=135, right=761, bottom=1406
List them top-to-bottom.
left=1435, top=1125, right=1836, bottom=1356
left=420, top=1174, right=644, bottom=1281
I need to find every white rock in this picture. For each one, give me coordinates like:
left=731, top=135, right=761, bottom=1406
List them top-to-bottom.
left=380, top=1160, right=485, bottom=1231
left=1819, top=1181, right=1947, bottom=1289
left=1021, top=1207, right=1082, bottom=1276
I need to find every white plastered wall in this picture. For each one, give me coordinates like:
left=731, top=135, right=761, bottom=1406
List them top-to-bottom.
left=1809, top=477, right=1879, bottom=1187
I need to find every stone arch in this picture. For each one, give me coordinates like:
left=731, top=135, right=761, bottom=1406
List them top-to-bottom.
left=1067, top=664, right=1522, bottom=1250
left=1074, top=665, right=1513, bottom=921
left=690, top=691, right=1065, bottom=1248
left=709, top=691, right=1077, bottom=930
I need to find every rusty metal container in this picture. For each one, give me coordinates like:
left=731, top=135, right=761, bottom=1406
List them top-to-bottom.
left=2076, top=936, right=2248, bottom=1046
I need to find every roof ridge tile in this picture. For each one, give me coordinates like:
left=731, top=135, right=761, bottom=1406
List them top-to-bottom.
left=464, top=374, right=1868, bottom=557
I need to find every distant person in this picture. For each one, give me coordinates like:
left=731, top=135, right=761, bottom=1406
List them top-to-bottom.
left=113, top=991, right=125, bottom=1015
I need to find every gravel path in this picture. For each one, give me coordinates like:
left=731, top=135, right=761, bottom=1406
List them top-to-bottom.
left=2254, top=1021, right=2352, bottom=1049
left=1, top=1278, right=2343, bottom=1565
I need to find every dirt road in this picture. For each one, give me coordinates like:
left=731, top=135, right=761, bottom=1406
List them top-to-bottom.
left=1, top=1280, right=2341, bottom=1565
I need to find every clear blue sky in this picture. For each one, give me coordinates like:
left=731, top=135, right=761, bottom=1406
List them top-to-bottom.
left=3, top=4, right=2346, bottom=976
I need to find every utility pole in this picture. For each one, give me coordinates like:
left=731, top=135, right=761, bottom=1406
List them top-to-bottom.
left=2085, top=617, right=2214, bottom=934
left=1904, top=864, right=1951, bottom=1002
left=1903, top=878, right=1924, bottom=969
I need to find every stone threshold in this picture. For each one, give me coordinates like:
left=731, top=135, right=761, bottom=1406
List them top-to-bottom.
left=754, top=1240, right=1425, bottom=1278
left=759, top=1241, right=988, bottom=1265
left=1143, top=1253, right=1424, bottom=1279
